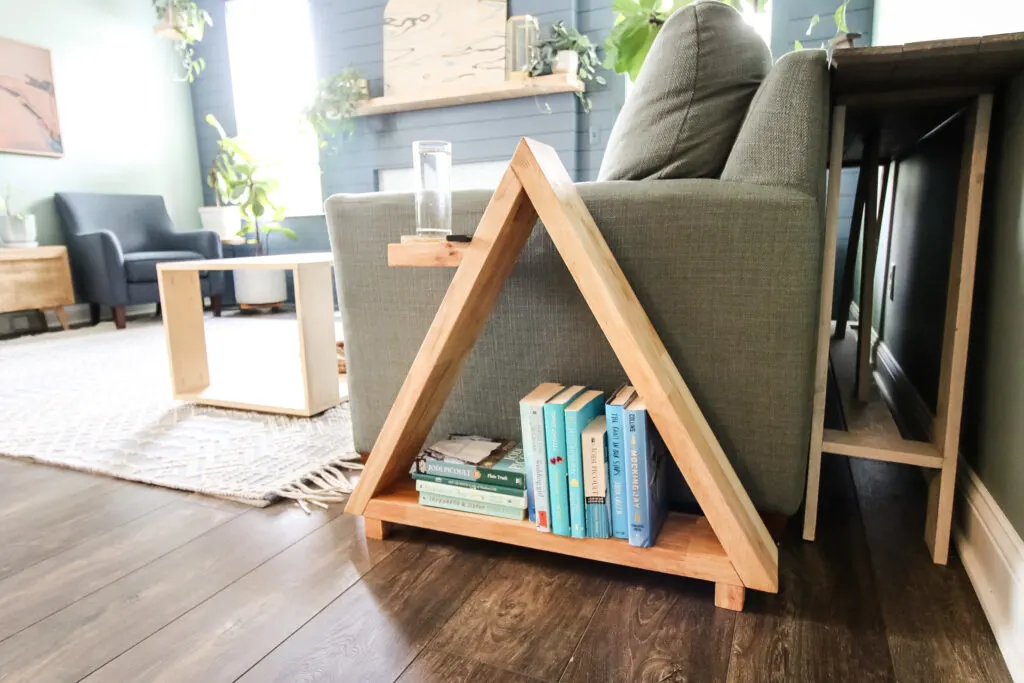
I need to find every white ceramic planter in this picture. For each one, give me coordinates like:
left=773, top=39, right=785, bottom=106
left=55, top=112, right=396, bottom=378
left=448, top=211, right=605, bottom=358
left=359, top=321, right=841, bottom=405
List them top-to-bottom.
left=553, top=50, right=579, bottom=75
left=198, top=205, right=242, bottom=241
left=0, top=214, right=38, bottom=248
left=233, top=269, right=287, bottom=305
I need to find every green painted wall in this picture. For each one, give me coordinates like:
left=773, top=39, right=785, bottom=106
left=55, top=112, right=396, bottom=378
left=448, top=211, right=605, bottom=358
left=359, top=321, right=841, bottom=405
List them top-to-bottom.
left=0, top=0, right=203, bottom=247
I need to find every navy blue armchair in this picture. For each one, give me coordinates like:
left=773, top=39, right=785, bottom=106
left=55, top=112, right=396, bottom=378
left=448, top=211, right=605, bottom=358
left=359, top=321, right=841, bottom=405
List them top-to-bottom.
left=55, top=193, right=224, bottom=328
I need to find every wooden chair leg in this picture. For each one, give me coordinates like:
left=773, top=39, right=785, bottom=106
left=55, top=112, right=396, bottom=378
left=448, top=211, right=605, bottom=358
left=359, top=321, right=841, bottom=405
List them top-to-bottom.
left=211, top=294, right=222, bottom=318
left=89, top=303, right=101, bottom=326
left=112, top=305, right=127, bottom=330
left=53, top=306, right=70, bottom=331
left=364, top=518, right=393, bottom=540
left=715, top=583, right=745, bottom=611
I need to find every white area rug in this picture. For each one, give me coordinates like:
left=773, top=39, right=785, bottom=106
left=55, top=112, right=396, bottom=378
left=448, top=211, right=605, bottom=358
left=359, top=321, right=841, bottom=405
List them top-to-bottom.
left=0, top=316, right=361, bottom=507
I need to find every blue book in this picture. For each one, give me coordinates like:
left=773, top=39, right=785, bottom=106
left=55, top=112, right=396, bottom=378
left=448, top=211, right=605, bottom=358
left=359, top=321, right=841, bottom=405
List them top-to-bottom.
left=519, top=382, right=564, bottom=531
left=543, top=385, right=586, bottom=537
left=605, top=385, right=636, bottom=539
left=564, top=389, right=605, bottom=538
left=624, top=398, right=669, bottom=548
left=582, top=415, right=611, bottom=538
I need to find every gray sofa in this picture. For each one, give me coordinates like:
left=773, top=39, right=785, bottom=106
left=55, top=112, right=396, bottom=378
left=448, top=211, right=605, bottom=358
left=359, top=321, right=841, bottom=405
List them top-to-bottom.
left=326, top=49, right=828, bottom=515
left=55, top=193, right=224, bottom=328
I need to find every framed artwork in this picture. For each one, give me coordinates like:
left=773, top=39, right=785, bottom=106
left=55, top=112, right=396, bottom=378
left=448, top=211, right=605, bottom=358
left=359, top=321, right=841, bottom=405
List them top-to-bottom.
left=0, top=37, right=63, bottom=157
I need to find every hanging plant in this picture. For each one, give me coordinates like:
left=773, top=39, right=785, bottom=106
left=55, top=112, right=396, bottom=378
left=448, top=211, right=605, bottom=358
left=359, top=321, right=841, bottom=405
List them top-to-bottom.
left=153, top=0, right=213, bottom=83
left=795, top=1, right=852, bottom=50
left=530, top=22, right=606, bottom=113
left=304, top=69, right=369, bottom=148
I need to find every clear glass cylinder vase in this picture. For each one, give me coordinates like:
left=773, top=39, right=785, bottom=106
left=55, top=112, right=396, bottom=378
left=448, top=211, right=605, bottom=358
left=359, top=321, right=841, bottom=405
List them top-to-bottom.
left=506, top=15, right=539, bottom=80
left=413, top=140, right=452, bottom=238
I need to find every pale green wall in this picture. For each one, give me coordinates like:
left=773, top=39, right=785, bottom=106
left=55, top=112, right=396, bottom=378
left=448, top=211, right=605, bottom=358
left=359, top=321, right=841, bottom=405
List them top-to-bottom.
left=0, top=0, right=203, bottom=247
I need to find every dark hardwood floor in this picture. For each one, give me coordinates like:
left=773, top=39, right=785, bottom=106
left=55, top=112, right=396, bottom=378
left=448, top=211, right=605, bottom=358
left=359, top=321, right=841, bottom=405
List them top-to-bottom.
left=0, top=452, right=1009, bottom=683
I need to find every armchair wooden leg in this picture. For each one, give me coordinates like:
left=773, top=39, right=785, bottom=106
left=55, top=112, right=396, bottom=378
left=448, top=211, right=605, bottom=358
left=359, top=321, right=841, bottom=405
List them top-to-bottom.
left=210, top=294, right=222, bottom=318
left=89, top=303, right=101, bottom=326
left=113, top=305, right=127, bottom=330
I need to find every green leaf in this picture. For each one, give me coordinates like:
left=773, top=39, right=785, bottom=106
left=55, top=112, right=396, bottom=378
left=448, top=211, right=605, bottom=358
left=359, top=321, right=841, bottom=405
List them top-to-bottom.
left=612, top=0, right=635, bottom=14
left=638, top=0, right=658, bottom=11
left=835, top=1, right=849, bottom=33
left=806, top=14, right=820, bottom=35
left=794, top=39, right=804, bottom=50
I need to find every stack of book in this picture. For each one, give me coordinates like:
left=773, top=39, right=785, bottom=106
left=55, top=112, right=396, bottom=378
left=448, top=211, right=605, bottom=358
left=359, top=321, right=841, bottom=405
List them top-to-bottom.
left=520, top=382, right=668, bottom=547
left=410, top=436, right=527, bottom=520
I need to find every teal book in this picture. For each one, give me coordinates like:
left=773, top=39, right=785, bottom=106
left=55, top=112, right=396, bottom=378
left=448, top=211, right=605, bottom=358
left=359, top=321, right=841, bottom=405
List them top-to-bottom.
left=519, top=382, right=564, bottom=531
left=543, top=385, right=587, bottom=537
left=605, top=385, right=636, bottom=539
left=565, top=389, right=606, bottom=538
left=624, top=398, right=669, bottom=548
left=582, top=415, right=611, bottom=539
left=410, top=439, right=525, bottom=489
left=410, top=472, right=523, bottom=497
left=418, top=491, right=526, bottom=520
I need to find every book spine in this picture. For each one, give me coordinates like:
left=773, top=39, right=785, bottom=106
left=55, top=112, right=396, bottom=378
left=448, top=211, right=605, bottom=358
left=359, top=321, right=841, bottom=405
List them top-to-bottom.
left=521, top=402, right=552, bottom=531
left=544, top=403, right=571, bottom=536
left=606, top=403, right=628, bottom=539
left=625, top=408, right=652, bottom=547
left=566, top=411, right=587, bottom=538
left=584, top=431, right=611, bottom=539
left=420, top=459, right=525, bottom=489
left=410, top=473, right=522, bottom=497
left=415, top=480, right=527, bottom=508
left=418, top=492, right=526, bottom=520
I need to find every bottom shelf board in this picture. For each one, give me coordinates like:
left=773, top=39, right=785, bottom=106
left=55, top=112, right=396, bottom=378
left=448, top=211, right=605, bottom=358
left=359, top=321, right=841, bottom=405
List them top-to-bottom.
left=176, top=374, right=343, bottom=417
left=364, top=483, right=744, bottom=587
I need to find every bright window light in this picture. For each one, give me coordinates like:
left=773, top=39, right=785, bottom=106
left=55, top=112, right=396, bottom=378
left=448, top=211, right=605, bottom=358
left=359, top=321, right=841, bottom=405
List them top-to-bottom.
left=225, top=0, right=322, bottom=217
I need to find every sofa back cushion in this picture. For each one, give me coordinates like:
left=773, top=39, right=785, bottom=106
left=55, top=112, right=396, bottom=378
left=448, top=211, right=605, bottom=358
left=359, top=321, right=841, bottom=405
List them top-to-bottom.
left=598, top=0, right=772, bottom=181
left=55, top=193, right=174, bottom=254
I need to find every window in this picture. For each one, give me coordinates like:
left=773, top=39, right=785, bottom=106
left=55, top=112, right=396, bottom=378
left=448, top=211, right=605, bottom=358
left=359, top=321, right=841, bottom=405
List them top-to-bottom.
left=225, top=0, right=322, bottom=216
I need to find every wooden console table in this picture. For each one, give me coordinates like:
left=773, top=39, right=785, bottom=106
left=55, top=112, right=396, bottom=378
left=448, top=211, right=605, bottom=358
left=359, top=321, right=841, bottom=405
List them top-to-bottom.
left=803, top=33, right=1024, bottom=565
left=0, top=246, right=74, bottom=330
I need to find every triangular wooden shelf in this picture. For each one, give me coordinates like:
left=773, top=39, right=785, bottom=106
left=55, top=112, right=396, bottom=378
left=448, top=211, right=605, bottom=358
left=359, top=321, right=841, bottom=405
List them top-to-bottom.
left=346, top=138, right=779, bottom=609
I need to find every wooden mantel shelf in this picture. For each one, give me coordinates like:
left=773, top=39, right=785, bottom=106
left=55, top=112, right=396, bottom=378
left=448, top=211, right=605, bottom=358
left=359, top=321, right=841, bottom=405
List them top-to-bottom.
left=355, top=73, right=584, bottom=116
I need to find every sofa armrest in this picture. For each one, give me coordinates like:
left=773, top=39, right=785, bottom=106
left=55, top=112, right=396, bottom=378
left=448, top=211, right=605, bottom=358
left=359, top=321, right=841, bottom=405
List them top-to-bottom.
left=161, top=229, right=224, bottom=260
left=67, top=230, right=128, bottom=307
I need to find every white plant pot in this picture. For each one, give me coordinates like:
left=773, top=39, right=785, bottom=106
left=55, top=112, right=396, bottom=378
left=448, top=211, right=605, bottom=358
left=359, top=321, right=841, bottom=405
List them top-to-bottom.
left=553, top=50, right=579, bottom=75
left=198, top=206, right=242, bottom=241
left=0, top=214, right=38, bottom=247
left=233, top=269, right=287, bottom=306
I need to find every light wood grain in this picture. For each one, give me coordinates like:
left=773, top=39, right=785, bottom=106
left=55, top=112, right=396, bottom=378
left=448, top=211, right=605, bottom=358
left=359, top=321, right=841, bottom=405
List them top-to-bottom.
left=357, top=73, right=584, bottom=117
left=926, top=94, right=993, bottom=565
left=804, top=105, right=848, bottom=542
left=857, top=129, right=882, bottom=402
left=388, top=241, right=468, bottom=267
left=0, top=246, right=74, bottom=315
left=0, top=246, right=68, bottom=261
left=156, top=252, right=332, bottom=271
left=294, top=261, right=342, bottom=416
left=157, top=269, right=209, bottom=396
left=52, top=306, right=69, bottom=330
left=822, top=429, right=943, bottom=468
left=364, top=482, right=741, bottom=585
left=364, top=518, right=393, bottom=540
left=715, top=583, right=745, bottom=611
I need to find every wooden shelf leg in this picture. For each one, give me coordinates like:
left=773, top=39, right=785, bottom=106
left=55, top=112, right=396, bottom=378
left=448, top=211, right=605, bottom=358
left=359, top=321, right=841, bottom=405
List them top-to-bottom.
left=926, top=94, right=993, bottom=565
left=804, top=105, right=847, bottom=542
left=364, top=517, right=394, bottom=541
left=715, top=583, right=745, bottom=611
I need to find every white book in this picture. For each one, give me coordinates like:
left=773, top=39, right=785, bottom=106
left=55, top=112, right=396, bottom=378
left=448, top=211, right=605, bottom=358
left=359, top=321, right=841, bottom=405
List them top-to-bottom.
left=519, top=382, right=564, bottom=532
left=415, top=480, right=527, bottom=509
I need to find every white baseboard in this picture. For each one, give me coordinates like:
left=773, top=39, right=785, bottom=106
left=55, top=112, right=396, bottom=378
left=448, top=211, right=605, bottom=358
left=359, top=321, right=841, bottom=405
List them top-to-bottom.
left=874, top=340, right=1024, bottom=682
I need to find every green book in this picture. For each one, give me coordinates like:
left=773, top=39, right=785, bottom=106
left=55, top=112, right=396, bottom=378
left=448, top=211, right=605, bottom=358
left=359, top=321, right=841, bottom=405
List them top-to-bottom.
left=411, top=440, right=526, bottom=489
left=410, top=472, right=524, bottom=497
left=415, top=480, right=527, bottom=509
left=418, top=491, right=526, bottom=520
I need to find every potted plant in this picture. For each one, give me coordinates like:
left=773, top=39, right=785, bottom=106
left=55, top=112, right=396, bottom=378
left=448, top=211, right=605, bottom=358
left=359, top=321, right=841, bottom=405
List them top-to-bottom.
left=153, top=0, right=212, bottom=83
left=530, top=22, right=605, bottom=112
left=305, top=68, right=369, bottom=148
left=206, top=115, right=297, bottom=305
left=200, top=142, right=242, bottom=241
left=0, top=185, right=38, bottom=248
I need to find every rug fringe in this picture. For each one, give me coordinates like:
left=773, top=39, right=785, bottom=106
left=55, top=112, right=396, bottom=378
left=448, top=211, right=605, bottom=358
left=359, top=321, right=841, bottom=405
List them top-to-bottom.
left=273, top=459, right=364, bottom=513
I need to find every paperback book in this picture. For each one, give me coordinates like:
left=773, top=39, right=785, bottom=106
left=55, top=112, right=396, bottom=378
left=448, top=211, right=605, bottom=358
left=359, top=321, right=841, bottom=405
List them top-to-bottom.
left=519, top=382, right=565, bottom=531
left=605, top=384, right=636, bottom=539
left=543, top=385, right=587, bottom=536
left=565, top=389, right=605, bottom=538
left=624, top=398, right=669, bottom=548
left=582, top=415, right=611, bottom=538
left=411, top=437, right=525, bottom=489
left=410, top=472, right=523, bottom=497
left=415, top=480, right=527, bottom=508
left=418, top=491, right=526, bottom=520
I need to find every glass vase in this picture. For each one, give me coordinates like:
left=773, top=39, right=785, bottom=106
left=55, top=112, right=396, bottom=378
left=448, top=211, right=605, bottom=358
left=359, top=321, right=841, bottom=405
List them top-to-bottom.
left=506, top=15, right=539, bottom=80
left=413, top=140, right=452, bottom=238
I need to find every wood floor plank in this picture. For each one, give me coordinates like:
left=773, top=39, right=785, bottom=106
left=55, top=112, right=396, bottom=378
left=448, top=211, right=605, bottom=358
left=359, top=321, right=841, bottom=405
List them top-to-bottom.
left=727, top=456, right=897, bottom=683
left=851, top=457, right=1012, bottom=683
left=0, top=458, right=103, bottom=511
left=0, top=479, right=183, bottom=579
left=0, top=499, right=241, bottom=641
left=0, top=504, right=343, bottom=683
left=84, top=515, right=401, bottom=683
left=238, top=534, right=497, bottom=683
left=429, top=550, right=611, bottom=681
left=559, top=570, right=735, bottom=682
left=398, top=649, right=536, bottom=683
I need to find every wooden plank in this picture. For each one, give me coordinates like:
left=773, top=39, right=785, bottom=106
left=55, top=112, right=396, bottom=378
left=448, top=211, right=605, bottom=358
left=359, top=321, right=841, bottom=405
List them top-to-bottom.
left=356, top=73, right=584, bottom=117
left=837, top=85, right=988, bottom=108
left=927, top=94, right=993, bottom=565
left=804, top=105, right=847, bottom=543
left=857, top=130, right=882, bottom=401
left=510, top=137, right=778, bottom=593
left=344, top=165, right=539, bottom=515
left=387, top=241, right=469, bottom=267
left=0, top=246, right=68, bottom=261
left=0, top=249, right=74, bottom=314
left=157, top=252, right=333, bottom=271
left=293, top=261, right=342, bottom=416
left=158, top=269, right=209, bottom=396
left=822, top=429, right=943, bottom=468
left=364, top=483, right=740, bottom=585
left=84, top=513, right=400, bottom=683
left=364, top=517, right=393, bottom=540
left=237, top=539, right=497, bottom=683
left=429, top=551, right=611, bottom=680
left=715, top=583, right=745, bottom=611
left=398, top=649, right=534, bottom=683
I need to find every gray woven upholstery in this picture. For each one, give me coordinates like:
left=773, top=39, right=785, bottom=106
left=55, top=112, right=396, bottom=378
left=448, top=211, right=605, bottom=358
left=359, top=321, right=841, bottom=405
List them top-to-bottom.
left=598, top=1, right=772, bottom=181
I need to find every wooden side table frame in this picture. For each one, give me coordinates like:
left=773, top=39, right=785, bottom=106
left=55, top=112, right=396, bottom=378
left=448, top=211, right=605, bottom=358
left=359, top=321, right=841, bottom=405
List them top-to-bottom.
left=803, top=92, right=994, bottom=566
left=345, top=138, right=780, bottom=610
left=0, top=246, right=74, bottom=330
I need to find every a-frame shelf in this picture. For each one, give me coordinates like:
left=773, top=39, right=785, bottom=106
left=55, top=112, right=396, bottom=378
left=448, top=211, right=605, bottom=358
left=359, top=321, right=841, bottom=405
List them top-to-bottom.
left=346, top=137, right=779, bottom=611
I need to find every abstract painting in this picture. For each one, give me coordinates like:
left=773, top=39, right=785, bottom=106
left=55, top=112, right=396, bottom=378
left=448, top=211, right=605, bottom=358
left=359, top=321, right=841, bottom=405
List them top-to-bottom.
left=383, top=0, right=506, bottom=97
left=0, top=37, right=63, bottom=157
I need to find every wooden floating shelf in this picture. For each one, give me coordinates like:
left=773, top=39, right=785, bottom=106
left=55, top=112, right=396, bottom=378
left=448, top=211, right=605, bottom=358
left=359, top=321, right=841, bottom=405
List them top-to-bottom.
left=355, top=74, right=584, bottom=116
left=387, top=241, right=468, bottom=267
left=365, top=482, right=742, bottom=585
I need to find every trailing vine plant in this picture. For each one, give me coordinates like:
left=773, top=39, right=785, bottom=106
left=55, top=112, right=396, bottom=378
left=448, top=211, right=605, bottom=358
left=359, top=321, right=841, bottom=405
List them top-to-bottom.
left=153, top=0, right=213, bottom=82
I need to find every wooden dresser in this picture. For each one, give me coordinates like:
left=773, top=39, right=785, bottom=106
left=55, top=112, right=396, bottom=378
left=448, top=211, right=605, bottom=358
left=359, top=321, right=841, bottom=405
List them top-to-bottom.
left=0, top=246, right=74, bottom=330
